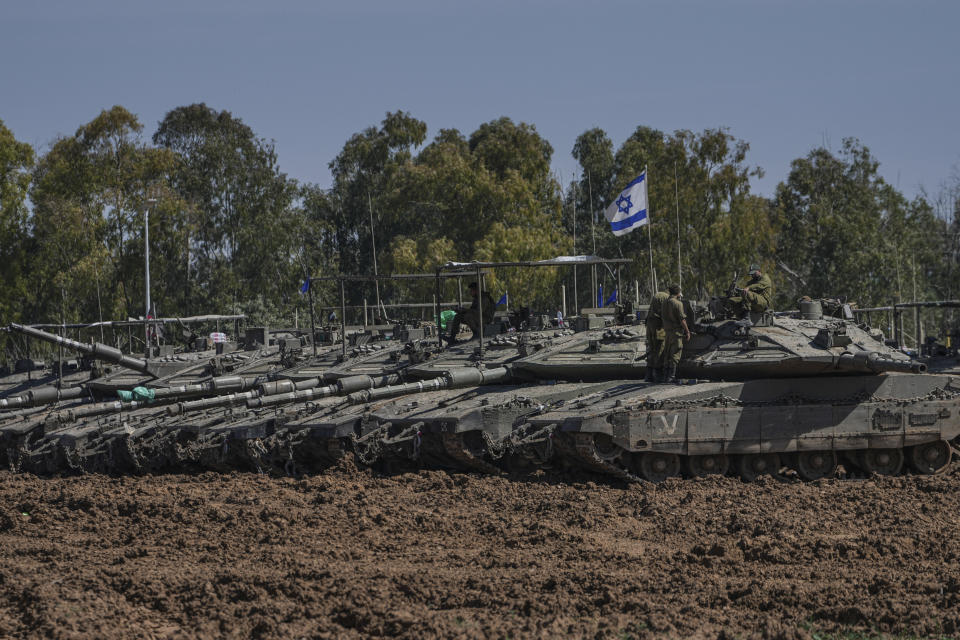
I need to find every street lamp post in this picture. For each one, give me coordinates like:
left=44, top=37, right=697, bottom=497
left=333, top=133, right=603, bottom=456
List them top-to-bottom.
left=145, top=197, right=157, bottom=354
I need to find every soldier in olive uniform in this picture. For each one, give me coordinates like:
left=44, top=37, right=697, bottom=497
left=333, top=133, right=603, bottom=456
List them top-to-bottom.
left=726, top=264, right=773, bottom=318
left=446, top=282, right=496, bottom=344
left=661, top=284, right=691, bottom=384
left=644, top=290, right=670, bottom=382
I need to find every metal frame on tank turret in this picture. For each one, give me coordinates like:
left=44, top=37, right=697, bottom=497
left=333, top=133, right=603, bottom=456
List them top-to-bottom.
left=434, top=256, right=633, bottom=360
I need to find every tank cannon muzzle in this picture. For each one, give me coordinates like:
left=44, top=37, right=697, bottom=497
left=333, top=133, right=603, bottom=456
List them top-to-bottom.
left=7, top=323, right=158, bottom=377
left=836, top=351, right=926, bottom=374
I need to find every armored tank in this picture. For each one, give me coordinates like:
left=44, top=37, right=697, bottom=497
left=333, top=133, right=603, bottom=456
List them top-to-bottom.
left=2, top=257, right=958, bottom=482
left=509, top=297, right=957, bottom=480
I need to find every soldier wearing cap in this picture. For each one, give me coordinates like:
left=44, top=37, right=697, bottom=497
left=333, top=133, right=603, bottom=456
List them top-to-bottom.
left=727, top=264, right=773, bottom=317
left=661, top=284, right=691, bottom=384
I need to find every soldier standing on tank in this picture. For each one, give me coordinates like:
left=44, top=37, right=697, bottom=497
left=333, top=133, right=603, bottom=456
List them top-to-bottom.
left=727, top=264, right=773, bottom=319
left=446, top=282, right=496, bottom=344
left=662, top=284, right=691, bottom=384
left=645, top=290, right=670, bottom=382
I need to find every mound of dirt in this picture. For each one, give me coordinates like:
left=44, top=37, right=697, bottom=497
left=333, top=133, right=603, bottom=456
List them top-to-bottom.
left=1, top=464, right=958, bottom=639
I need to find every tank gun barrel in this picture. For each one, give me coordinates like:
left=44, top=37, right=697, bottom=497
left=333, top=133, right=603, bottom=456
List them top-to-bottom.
left=7, top=323, right=157, bottom=377
left=836, top=351, right=926, bottom=374
left=345, top=367, right=511, bottom=405
left=167, top=373, right=405, bottom=415
left=0, top=385, right=89, bottom=409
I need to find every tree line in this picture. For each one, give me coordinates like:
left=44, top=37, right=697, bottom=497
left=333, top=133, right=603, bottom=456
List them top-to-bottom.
left=1, top=104, right=958, bottom=343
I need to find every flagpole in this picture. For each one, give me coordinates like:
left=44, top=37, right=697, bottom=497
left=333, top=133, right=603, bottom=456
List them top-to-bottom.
left=674, top=160, right=682, bottom=289
left=645, top=165, right=655, bottom=297
left=587, top=171, right=596, bottom=311
left=572, top=173, right=578, bottom=317
left=367, top=191, right=381, bottom=323
left=307, top=278, right=317, bottom=357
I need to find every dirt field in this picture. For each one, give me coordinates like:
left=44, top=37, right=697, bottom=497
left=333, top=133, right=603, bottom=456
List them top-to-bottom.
left=1, top=463, right=958, bottom=639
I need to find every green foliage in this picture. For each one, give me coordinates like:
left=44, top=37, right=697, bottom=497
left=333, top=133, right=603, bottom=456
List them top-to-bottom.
left=153, top=103, right=301, bottom=316
left=4, top=106, right=958, bottom=337
left=28, top=106, right=185, bottom=324
left=325, top=113, right=567, bottom=311
left=0, top=120, right=34, bottom=349
left=568, top=126, right=768, bottom=308
left=772, top=138, right=947, bottom=308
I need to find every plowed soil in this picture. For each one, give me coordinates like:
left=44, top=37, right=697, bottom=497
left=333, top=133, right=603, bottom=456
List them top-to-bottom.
left=1, top=464, right=958, bottom=639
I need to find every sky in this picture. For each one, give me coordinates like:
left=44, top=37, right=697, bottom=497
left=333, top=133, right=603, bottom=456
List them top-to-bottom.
left=3, top=0, right=959, bottom=203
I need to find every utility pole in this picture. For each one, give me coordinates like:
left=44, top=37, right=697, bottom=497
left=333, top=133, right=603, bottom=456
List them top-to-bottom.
left=368, top=192, right=381, bottom=323
left=145, top=197, right=157, bottom=354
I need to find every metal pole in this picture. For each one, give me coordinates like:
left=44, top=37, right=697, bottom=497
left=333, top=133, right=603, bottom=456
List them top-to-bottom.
left=674, top=160, right=682, bottom=288
left=645, top=165, right=655, bottom=297
left=573, top=174, right=578, bottom=322
left=368, top=192, right=381, bottom=320
left=144, top=199, right=153, bottom=353
left=592, top=265, right=597, bottom=310
left=477, top=266, right=484, bottom=361
left=616, top=266, right=621, bottom=304
left=435, top=269, right=443, bottom=351
left=307, top=278, right=317, bottom=357
left=340, top=278, right=347, bottom=360
left=561, top=285, right=566, bottom=319
left=58, top=291, right=64, bottom=388
left=363, top=299, right=368, bottom=328
left=914, top=306, right=921, bottom=352
left=895, top=307, right=903, bottom=349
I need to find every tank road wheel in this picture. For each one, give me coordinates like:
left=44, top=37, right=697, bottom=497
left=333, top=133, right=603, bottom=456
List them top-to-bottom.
left=592, top=433, right=621, bottom=461
left=908, top=441, right=952, bottom=475
left=859, top=448, right=904, bottom=476
left=795, top=450, right=838, bottom=481
left=639, top=452, right=681, bottom=483
left=736, top=453, right=780, bottom=482
left=685, top=454, right=730, bottom=477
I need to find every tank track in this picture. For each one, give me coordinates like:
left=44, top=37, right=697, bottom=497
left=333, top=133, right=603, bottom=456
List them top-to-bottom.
left=2, top=376, right=960, bottom=482
left=1, top=412, right=956, bottom=482
left=438, top=432, right=503, bottom=475
left=551, top=432, right=641, bottom=483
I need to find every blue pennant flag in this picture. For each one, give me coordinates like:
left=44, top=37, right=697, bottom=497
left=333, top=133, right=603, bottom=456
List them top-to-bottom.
left=603, top=170, right=649, bottom=236
left=299, top=278, right=310, bottom=294
left=598, top=284, right=603, bottom=308
left=605, top=290, right=618, bottom=306
left=496, top=292, right=508, bottom=306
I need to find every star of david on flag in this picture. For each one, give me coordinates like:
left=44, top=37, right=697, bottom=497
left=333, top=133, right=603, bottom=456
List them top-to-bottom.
left=603, top=171, right=649, bottom=236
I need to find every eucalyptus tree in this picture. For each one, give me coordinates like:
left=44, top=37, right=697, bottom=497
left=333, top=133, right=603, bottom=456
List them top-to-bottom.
left=154, top=104, right=300, bottom=315
left=29, top=106, right=183, bottom=323
left=328, top=114, right=569, bottom=309
left=0, top=121, right=33, bottom=338
left=570, top=125, right=770, bottom=302
left=773, top=138, right=946, bottom=308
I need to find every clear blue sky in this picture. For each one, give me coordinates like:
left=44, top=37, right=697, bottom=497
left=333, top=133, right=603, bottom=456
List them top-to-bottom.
left=3, top=0, right=959, bottom=204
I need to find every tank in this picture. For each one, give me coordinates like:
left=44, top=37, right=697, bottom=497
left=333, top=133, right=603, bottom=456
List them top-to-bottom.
left=2, top=276, right=958, bottom=482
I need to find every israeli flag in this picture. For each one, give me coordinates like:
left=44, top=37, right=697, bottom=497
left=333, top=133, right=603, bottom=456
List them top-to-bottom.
left=604, top=171, right=649, bottom=236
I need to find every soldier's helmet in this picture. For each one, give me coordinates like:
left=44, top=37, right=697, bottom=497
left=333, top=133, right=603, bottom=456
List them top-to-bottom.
left=748, top=264, right=761, bottom=275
